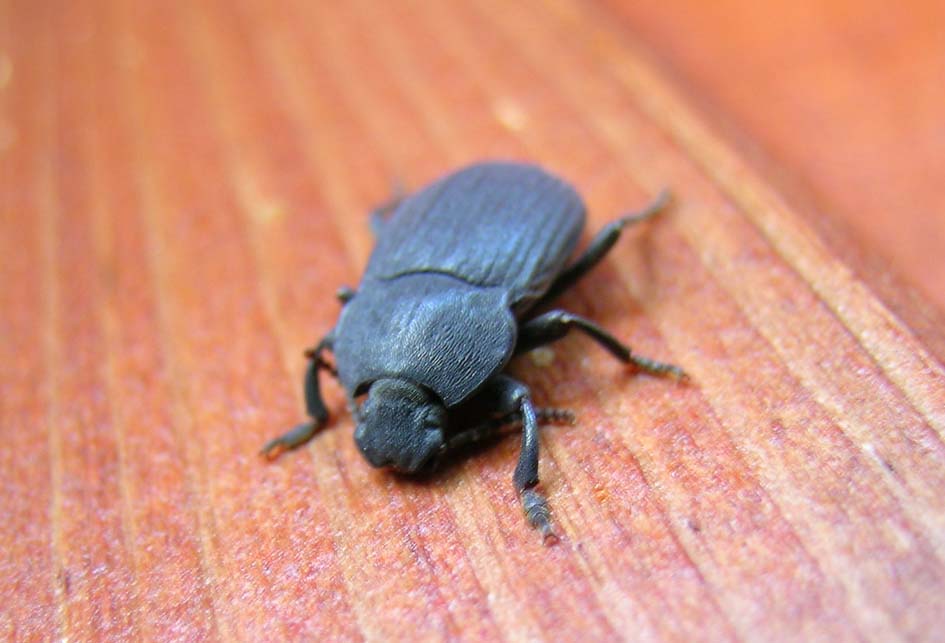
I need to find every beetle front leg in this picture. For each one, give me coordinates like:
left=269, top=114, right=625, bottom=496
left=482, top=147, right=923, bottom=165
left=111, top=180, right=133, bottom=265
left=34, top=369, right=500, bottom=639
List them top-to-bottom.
left=261, top=334, right=336, bottom=459
left=481, top=375, right=556, bottom=541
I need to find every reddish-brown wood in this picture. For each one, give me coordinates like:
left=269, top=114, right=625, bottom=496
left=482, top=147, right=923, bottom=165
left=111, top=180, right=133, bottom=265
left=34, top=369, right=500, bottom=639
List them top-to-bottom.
left=602, top=0, right=945, bottom=353
left=2, top=1, right=944, bottom=640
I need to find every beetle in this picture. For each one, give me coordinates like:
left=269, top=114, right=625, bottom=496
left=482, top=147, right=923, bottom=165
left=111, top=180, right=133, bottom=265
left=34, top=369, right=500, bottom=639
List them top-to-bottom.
left=262, top=161, right=685, bottom=540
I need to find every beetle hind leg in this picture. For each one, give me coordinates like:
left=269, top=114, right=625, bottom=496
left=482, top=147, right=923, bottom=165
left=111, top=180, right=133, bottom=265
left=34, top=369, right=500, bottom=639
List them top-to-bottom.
left=538, top=189, right=670, bottom=305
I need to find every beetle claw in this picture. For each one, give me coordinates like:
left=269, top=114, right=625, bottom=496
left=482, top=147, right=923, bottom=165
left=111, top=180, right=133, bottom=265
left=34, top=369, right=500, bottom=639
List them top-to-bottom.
left=260, top=436, right=292, bottom=460
left=259, top=441, right=284, bottom=460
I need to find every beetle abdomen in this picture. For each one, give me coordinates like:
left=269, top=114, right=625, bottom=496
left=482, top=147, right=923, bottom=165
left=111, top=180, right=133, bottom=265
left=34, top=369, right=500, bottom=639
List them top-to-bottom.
left=365, top=162, right=585, bottom=310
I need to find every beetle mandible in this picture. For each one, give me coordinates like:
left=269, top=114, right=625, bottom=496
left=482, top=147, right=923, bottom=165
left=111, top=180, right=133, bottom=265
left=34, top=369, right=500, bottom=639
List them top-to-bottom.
left=262, top=161, right=685, bottom=541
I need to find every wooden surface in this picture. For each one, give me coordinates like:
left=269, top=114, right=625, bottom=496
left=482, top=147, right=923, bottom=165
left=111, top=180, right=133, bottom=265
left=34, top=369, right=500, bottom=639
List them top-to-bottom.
left=2, top=0, right=945, bottom=641
left=603, top=0, right=945, bottom=358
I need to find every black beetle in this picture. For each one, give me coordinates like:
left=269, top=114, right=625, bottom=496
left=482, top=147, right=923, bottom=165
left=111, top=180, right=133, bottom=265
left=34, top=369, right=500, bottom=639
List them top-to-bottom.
left=262, top=161, right=685, bottom=540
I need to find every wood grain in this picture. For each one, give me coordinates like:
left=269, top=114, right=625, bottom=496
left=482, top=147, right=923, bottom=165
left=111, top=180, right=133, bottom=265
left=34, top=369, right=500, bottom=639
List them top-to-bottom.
left=604, top=0, right=945, bottom=317
left=2, top=1, right=944, bottom=641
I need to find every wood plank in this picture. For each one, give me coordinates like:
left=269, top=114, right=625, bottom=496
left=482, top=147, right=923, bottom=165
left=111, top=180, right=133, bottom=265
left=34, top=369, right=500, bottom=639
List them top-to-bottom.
left=2, top=0, right=943, bottom=640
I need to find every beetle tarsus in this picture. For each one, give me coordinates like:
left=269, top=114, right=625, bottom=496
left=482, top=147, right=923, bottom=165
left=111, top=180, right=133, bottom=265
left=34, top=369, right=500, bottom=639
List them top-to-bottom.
left=616, top=188, right=671, bottom=227
left=628, top=353, right=688, bottom=382
left=536, top=407, right=576, bottom=425
left=260, top=422, right=319, bottom=460
left=522, top=487, right=556, bottom=543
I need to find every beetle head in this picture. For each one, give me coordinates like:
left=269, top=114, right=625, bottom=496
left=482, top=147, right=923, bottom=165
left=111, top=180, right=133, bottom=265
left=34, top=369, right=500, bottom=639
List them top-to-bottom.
left=354, top=378, right=446, bottom=473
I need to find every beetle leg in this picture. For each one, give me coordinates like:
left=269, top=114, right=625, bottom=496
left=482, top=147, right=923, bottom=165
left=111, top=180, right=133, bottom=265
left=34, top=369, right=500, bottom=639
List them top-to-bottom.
left=538, top=190, right=670, bottom=305
left=335, top=285, right=356, bottom=304
left=517, top=310, right=687, bottom=381
left=261, top=334, right=336, bottom=459
left=477, top=375, right=556, bottom=541
left=443, top=407, right=575, bottom=453
left=535, top=407, right=576, bottom=425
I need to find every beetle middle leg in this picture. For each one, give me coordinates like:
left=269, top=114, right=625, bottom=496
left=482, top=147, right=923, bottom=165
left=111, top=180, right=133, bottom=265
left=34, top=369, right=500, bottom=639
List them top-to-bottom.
left=538, top=190, right=670, bottom=306
left=517, top=310, right=687, bottom=380
left=261, top=334, right=336, bottom=459
left=443, top=407, right=575, bottom=454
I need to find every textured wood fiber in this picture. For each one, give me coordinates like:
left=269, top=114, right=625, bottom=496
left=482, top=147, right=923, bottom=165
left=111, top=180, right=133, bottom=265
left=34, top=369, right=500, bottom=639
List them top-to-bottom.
left=1, top=0, right=944, bottom=641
